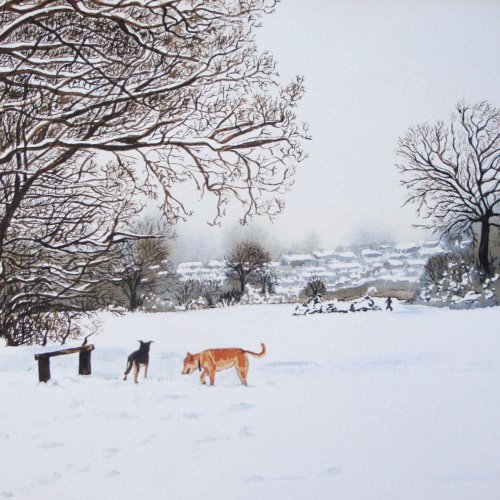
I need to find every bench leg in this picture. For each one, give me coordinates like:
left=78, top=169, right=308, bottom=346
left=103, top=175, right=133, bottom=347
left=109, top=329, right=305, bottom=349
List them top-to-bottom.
left=79, top=350, right=92, bottom=376
left=38, top=358, right=51, bottom=383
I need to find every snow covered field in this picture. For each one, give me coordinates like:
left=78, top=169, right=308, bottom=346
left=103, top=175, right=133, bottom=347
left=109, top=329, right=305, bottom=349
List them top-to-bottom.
left=1, top=303, right=499, bottom=499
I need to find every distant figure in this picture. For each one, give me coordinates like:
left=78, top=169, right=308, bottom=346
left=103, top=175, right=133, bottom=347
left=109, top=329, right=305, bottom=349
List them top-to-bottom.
left=385, top=296, right=393, bottom=311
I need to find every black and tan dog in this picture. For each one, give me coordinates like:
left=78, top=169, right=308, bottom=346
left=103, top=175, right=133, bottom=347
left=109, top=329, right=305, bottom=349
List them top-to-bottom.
left=123, top=340, right=153, bottom=383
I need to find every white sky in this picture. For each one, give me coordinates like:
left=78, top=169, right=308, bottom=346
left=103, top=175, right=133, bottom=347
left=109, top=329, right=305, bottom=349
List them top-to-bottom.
left=172, top=0, right=500, bottom=260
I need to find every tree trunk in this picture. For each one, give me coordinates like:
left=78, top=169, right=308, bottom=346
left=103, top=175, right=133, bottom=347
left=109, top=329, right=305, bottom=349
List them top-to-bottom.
left=478, top=218, right=491, bottom=277
left=129, top=287, right=139, bottom=311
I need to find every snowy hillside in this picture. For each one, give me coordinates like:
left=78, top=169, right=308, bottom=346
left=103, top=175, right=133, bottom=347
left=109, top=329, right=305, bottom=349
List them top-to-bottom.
left=174, top=240, right=447, bottom=299
left=1, top=303, right=499, bottom=499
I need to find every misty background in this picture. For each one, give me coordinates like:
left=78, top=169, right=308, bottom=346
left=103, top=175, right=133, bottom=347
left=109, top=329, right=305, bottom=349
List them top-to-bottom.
left=169, top=0, right=500, bottom=261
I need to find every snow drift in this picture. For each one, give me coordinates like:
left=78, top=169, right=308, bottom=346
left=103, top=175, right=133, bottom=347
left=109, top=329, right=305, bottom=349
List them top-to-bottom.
left=1, top=303, right=500, bottom=499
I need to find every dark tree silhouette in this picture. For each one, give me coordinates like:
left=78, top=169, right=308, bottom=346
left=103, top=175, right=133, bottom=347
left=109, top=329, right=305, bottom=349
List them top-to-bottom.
left=397, top=102, right=500, bottom=277
left=224, top=241, right=271, bottom=295
left=197, top=278, right=222, bottom=308
left=173, top=279, right=198, bottom=308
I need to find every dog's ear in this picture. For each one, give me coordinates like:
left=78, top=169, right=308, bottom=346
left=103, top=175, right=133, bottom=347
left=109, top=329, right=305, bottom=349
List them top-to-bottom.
left=187, top=352, right=191, bottom=358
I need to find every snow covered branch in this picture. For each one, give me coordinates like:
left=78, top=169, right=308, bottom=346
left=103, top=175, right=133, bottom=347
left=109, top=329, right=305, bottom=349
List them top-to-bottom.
left=0, top=0, right=307, bottom=344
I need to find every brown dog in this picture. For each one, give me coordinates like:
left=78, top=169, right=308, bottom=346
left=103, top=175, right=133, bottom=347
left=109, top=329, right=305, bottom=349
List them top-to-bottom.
left=182, top=343, right=266, bottom=386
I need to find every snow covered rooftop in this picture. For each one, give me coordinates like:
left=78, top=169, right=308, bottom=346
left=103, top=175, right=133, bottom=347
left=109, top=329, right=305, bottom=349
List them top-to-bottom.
left=422, top=240, right=440, bottom=248
left=395, top=242, right=420, bottom=253
left=418, top=246, right=446, bottom=256
left=361, top=249, right=383, bottom=258
left=313, top=250, right=335, bottom=259
left=335, top=251, right=357, bottom=260
left=387, top=253, right=407, bottom=260
left=280, top=254, right=316, bottom=264
left=407, top=258, right=427, bottom=267
left=386, top=259, right=405, bottom=267
left=207, top=260, right=225, bottom=268
left=177, top=261, right=204, bottom=270
left=328, top=261, right=362, bottom=271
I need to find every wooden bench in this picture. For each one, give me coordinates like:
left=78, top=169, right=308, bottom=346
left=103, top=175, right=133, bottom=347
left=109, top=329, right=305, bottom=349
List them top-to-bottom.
left=34, top=344, right=95, bottom=383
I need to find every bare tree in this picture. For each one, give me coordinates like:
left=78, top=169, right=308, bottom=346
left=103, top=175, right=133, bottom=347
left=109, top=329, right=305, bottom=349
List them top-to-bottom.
left=0, top=1, right=308, bottom=343
left=0, top=1, right=307, bottom=230
left=397, top=102, right=500, bottom=277
left=0, top=158, right=141, bottom=344
left=111, top=219, right=174, bottom=311
left=224, top=241, right=271, bottom=295
left=255, top=263, right=278, bottom=293
left=303, top=275, right=327, bottom=298
left=173, top=278, right=198, bottom=307
left=197, top=278, right=222, bottom=307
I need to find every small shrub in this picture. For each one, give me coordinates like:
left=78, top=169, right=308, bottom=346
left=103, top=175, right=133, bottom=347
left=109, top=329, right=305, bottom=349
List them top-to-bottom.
left=303, top=275, right=327, bottom=298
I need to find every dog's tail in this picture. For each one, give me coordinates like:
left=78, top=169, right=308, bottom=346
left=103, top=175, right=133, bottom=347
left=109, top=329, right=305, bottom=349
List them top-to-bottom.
left=244, top=343, right=266, bottom=358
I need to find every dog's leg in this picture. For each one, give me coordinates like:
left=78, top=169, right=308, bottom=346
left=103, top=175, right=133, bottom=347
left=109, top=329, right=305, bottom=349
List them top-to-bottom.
left=236, top=355, right=249, bottom=386
left=204, top=357, right=216, bottom=386
left=133, top=362, right=139, bottom=384
left=144, top=362, right=148, bottom=379
left=200, top=367, right=208, bottom=385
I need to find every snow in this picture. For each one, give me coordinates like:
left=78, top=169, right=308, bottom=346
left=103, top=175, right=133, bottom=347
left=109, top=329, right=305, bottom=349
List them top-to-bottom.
left=422, top=240, right=441, bottom=248
left=394, top=242, right=420, bottom=253
left=419, top=246, right=447, bottom=257
left=361, top=249, right=382, bottom=258
left=313, top=250, right=335, bottom=260
left=335, top=251, right=357, bottom=261
left=280, top=254, right=316, bottom=266
left=386, top=259, right=405, bottom=267
left=207, top=260, right=225, bottom=268
left=177, top=261, right=203, bottom=270
left=327, top=261, right=361, bottom=271
left=1, top=304, right=500, bottom=499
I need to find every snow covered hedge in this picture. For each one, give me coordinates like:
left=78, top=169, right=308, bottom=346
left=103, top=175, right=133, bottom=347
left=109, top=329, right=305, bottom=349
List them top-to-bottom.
left=418, top=251, right=499, bottom=308
left=293, top=295, right=382, bottom=316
